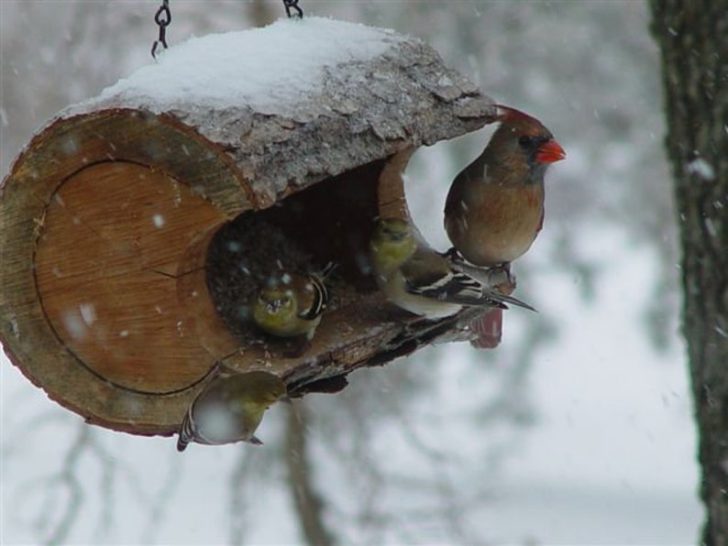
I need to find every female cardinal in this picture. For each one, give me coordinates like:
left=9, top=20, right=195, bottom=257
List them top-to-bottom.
left=443, top=105, right=565, bottom=347
left=444, top=105, right=565, bottom=267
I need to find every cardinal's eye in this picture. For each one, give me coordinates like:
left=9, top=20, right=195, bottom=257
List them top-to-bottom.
left=518, top=135, right=535, bottom=148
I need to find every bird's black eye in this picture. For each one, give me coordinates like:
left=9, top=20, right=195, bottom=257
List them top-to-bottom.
left=518, top=135, right=535, bottom=148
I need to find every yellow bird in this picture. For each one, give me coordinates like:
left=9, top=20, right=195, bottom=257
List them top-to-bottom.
left=370, top=218, right=534, bottom=319
left=252, top=269, right=330, bottom=340
left=177, top=370, right=286, bottom=451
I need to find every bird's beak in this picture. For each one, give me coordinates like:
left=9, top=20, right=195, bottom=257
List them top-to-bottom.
left=536, top=139, right=566, bottom=164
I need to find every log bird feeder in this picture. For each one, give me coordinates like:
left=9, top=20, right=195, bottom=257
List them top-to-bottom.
left=0, top=18, right=503, bottom=437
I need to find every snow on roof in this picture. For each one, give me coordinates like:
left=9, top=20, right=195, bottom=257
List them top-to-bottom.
left=91, top=17, right=405, bottom=116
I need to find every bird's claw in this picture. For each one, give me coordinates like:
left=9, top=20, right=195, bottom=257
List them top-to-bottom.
left=443, top=247, right=466, bottom=263
left=487, top=263, right=516, bottom=295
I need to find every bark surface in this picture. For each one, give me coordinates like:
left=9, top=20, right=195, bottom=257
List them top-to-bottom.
left=651, top=1, right=728, bottom=542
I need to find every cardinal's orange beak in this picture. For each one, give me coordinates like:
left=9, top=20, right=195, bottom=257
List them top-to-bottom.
left=536, top=139, right=566, bottom=164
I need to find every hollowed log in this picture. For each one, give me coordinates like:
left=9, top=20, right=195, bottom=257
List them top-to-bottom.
left=0, top=20, right=498, bottom=436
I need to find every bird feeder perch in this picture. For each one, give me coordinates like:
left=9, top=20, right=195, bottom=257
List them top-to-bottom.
left=0, top=18, right=502, bottom=437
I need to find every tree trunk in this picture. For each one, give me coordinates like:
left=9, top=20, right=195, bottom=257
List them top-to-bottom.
left=650, top=1, right=728, bottom=543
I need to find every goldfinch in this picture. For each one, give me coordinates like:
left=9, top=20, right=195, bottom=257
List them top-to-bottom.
left=369, top=218, right=534, bottom=319
left=252, top=269, right=330, bottom=340
left=177, top=370, right=286, bottom=451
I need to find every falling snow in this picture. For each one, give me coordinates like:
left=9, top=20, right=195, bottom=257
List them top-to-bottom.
left=60, top=136, right=78, bottom=155
left=687, top=157, right=716, bottom=180
left=705, top=218, right=718, bottom=238
left=226, top=241, right=242, bottom=253
left=79, top=303, right=96, bottom=326
left=62, top=311, right=87, bottom=340
left=9, top=316, right=19, bottom=338
left=196, top=403, right=238, bottom=442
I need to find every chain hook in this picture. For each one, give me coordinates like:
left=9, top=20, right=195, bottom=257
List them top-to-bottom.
left=151, top=0, right=172, bottom=60
left=283, top=0, right=303, bottom=19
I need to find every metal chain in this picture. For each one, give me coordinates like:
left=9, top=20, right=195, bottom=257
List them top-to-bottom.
left=150, top=0, right=300, bottom=60
left=151, top=0, right=172, bottom=60
left=283, top=0, right=303, bottom=18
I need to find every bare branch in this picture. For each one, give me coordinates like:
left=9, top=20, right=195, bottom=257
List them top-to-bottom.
left=284, top=402, right=336, bottom=546
left=43, top=423, right=88, bottom=546
left=228, top=450, right=253, bottom=546
left=139, top=452, right=183, bottom=544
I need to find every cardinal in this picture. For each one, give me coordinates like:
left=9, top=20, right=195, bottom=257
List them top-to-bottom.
left=443, top=105, right=565, bottom=348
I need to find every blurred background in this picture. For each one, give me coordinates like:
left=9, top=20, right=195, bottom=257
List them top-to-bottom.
left=1, top=1, right=700, bottom=544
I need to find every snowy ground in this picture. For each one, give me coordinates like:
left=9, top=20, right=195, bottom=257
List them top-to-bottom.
left=0, top=207, right=701, bottom=546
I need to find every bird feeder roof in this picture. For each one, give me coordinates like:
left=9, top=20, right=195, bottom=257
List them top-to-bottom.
left=61, top=16, right=496, bottom=209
